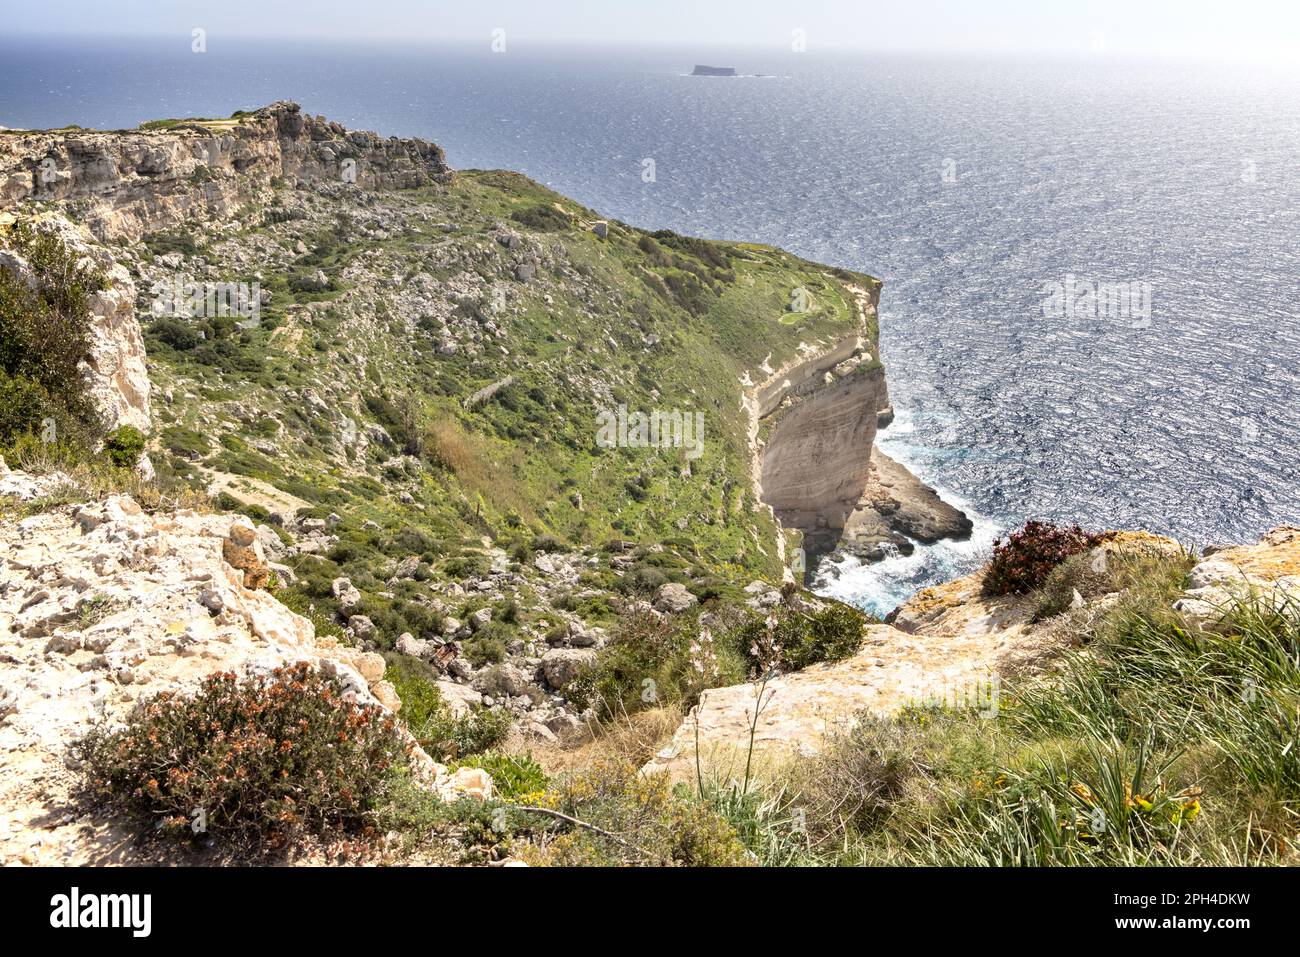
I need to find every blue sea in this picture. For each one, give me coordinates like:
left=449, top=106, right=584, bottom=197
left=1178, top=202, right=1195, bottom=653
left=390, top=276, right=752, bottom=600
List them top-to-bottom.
left=4, top=35, right=1298, bottom=614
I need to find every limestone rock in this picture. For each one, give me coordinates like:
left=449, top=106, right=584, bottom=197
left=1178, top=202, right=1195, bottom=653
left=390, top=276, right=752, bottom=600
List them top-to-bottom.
left=0, top=102, right=454, bottom=243
left=222, top=516, right=270, bottom=589
left=1175, top=526, right=1300, bottom=621
left=331, top=576, right=362, bottom=613
left=653, top=582, right=698, bottom=614
left=347, top=614, right=376, bottom=641
left=541, top=648, right=597, bottom=690
left=435, top=680, right=484, bottom=717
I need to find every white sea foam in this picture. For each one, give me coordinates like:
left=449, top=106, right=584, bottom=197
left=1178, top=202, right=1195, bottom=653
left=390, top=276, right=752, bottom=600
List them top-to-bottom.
left=813, top=408, right=1003, bottom=618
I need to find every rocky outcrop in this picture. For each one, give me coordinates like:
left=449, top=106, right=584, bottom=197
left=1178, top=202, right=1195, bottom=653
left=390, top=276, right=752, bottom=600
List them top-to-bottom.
left=0, top=101, right=454, bottom=242
left=0, top=212, right=150, bottom=432
left=752, top=281, right=969, bottom=565
left=833, top=449, right=975, bottom=561
left=0, top=481, right=482, bottom=864
left=1175, top=525, right=1300, bottom=621
left=645, top=531, right=1187, bottom=783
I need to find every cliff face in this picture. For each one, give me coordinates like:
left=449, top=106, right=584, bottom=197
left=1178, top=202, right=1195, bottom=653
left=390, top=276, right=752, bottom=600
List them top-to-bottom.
left=0, top=101, right=453, bottom=241
left=0, top=101, right=454, bottom=435
left=754, top=282, right=971, bottom=564
left=760, top=364, right=886, bottom=539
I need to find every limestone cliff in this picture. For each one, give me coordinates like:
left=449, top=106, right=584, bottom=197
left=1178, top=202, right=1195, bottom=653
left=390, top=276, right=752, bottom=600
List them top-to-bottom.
left=0, top=101, right=453, bottom=242
left=753, top=282, right=971, bottom=567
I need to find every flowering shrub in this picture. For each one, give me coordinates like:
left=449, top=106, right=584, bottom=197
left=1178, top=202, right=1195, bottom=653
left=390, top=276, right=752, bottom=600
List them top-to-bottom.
left=983, top=520, right=1102, bottom=596
left=78, top=663, right=412, bottom=849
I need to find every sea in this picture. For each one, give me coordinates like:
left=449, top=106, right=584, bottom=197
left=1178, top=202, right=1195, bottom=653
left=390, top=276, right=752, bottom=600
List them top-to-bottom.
left=4, top=34, right=1298, bottom=615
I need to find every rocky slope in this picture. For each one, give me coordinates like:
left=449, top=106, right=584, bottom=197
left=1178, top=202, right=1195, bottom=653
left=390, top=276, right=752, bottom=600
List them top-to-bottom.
left=1, top=101, right=969, bottom=587
left=0, top=102, right=453, bottom=242
left=0, top=461, right=494, bottom=865
left=645, top=527, right=1300, bottom=783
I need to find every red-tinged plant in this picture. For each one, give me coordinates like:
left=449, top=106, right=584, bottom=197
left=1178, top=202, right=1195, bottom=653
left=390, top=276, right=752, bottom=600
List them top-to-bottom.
left=983, top=520, right=1102, bottom=597
left=78, top=662, right=411, bottom=849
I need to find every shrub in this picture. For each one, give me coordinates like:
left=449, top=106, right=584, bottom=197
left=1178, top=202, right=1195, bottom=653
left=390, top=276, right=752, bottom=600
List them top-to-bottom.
left=510, top=205, right=572, bottom=232
left=0, top=221, right=107, bottom=447
left=0, top=370, right=56, bottom=446
left=103, top=425, right=147, bottom=468
left=983, top=520, right=1102, bottom=596
left=735, top=592, right=870, bottom=674
left=567, top=608, right=747, bottom=718
left=384, top=657, right=511, bottom=760
left=77, top=663, right=412, bottom=849
left=420, top=706, right=513, bottom=761
left=789, top=713, right=926, bottom=847
left=454, top=752, right=548, bottom=801
left=518, top=758, right=751, bottom=866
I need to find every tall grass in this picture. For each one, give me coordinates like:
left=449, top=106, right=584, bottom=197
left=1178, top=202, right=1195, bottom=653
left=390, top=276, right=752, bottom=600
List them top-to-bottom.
left=706, top=551, right=1300, bottom=866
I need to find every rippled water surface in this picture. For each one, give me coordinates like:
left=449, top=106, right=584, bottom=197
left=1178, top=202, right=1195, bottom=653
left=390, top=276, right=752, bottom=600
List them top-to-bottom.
left=5, top=37, right=1298, bottom=612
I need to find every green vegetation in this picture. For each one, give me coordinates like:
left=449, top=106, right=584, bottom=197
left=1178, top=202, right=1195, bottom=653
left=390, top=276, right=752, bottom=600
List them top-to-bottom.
left=0, top=220, right=107, bottom=449
left=103, top=424, right=146, bottom=468
left=690, top=555, right=1300, bottom=867
left=567, top=590, right=870, bottom=719
left=384, top=656, right=511, bottom=760
left=77, top=663, right=411, bottom=852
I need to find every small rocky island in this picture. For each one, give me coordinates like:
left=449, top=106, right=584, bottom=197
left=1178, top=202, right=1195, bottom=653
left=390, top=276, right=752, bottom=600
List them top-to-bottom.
left=691, top=64, right=736, bottom=76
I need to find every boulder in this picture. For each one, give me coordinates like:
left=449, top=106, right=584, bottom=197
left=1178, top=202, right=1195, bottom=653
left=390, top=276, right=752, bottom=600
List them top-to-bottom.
left=223, top=517, right=270, bottom=589
left=331, top=577, right=362, bottom=613
left=654, top=582, right=698, bottom=614
left=346, top=615, right=376, bottom=641
left=541, top=648, right=597, bottom=690
left=472, top=663, right=533, bottom=698
left=435, top=680, right=483, bottom=716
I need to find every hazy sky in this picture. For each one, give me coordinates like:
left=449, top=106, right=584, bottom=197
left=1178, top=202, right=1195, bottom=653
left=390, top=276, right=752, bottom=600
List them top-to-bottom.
left=6, top=0, right=1300, bottom=62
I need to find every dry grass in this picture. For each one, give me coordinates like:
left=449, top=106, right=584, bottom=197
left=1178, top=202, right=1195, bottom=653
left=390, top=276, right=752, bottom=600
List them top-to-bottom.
left=3, top=440, right=210, bottom=515
left=510, top=705, right=682, bottom=776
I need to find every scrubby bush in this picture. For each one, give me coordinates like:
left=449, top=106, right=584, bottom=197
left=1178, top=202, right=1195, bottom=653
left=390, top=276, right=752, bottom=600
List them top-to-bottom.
left=510, top=204, right=572, bottom=232
left=0, top=221, right=108, bottom=448
left=148, top=317, right=204, bottom=351
left=103, top=424, right=146, bottom=468
left=983, top=520, right=1102, bottom=596
left=735, top=591, right=870, bottom=674
left=384, top=657, right=511, bottom=760
left=77, top=663, right=412, bottom=849
left=789, top=714, right=926, bottom=848
left=455, top=752, right=548, bottom=801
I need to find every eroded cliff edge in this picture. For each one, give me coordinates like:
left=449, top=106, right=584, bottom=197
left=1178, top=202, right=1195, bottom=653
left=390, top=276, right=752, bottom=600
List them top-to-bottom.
left=0, top=101, right=453, bottom=242
left=753, top=281, right=972, bottom=570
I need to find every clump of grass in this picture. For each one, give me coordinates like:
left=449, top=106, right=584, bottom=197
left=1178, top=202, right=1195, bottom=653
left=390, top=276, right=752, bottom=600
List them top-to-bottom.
left=514, top=757, right=752, bottom=866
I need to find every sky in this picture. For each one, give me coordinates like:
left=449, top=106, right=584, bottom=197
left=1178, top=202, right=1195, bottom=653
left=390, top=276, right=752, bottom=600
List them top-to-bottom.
left=4, top=0, right=1300, bottom=63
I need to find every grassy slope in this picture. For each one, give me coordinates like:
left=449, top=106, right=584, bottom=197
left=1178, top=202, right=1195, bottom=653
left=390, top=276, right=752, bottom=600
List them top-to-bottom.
left=140, top=167, right=878, bottom=635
